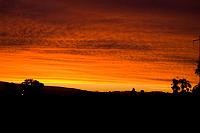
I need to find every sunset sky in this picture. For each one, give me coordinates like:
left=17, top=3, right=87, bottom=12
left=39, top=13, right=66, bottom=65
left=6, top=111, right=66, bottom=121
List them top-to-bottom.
left=0, top=0, right=200, bottom=92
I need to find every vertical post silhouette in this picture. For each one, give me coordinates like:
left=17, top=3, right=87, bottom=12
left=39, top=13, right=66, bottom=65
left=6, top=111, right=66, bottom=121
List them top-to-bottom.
left=193, top=36, right=200, bottom=83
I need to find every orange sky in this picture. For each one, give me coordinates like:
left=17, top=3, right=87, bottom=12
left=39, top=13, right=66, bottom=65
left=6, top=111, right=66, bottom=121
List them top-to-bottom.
left=0, top=0, right=200, bottom=92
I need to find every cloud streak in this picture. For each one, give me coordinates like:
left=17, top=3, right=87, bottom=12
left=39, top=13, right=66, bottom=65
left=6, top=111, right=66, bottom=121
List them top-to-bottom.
left=0, top=0, right=199, bottom=91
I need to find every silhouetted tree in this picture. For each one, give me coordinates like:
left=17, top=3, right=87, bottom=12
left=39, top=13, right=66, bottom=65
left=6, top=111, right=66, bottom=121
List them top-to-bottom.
left=192, top=61, right=200, bottom=96
left=195, top=61, right=200, bottom=76
left=171, top=78, right=192, bottom=95
left=20, top=79, right=44, bottom=96
left=171, top=79, right=180, bottom=95
left=179, top=79, right=192, bottom=93
left=192, top=83, right=200, bottom=96
left=131, top=88, right=137, bottom=96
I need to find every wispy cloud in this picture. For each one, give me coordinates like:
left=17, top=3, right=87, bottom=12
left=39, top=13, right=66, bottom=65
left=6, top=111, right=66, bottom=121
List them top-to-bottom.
left=0, top=0, right=199, bottom=91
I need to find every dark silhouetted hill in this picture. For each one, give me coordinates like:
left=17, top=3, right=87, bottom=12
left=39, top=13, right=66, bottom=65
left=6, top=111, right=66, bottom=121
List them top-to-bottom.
left=0, top=81, right=199, bottom=97
left=0, top=81, right=90, bottom=96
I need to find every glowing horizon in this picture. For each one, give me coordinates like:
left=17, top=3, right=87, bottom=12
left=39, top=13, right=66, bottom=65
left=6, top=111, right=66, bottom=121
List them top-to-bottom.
left=0, top=0, right=200, bottom=92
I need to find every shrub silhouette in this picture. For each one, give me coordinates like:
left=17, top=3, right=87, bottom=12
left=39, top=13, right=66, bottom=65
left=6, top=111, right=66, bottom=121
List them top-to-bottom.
left=20, top=79, right=44, bottom=96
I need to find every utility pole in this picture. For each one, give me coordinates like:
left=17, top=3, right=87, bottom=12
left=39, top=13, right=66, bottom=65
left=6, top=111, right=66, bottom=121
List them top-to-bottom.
left=193, top=36, right=200, bottom=83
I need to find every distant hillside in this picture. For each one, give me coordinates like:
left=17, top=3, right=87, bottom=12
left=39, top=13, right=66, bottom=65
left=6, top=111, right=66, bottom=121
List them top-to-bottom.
left=0, top=81, right=90, bottom=96
left=0, top=81, right=199, bottom=97
left=0, top=81, right=11, bottom=90
left=42, top=86, right=90, bottom=96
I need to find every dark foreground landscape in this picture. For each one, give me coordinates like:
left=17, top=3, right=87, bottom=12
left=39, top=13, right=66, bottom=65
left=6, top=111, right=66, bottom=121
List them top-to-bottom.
left=1, top=79, right=200, bottom=97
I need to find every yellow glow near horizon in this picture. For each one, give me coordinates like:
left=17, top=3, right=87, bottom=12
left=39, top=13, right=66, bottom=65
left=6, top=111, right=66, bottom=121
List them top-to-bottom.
left=0, top=1, right=199, bottom=92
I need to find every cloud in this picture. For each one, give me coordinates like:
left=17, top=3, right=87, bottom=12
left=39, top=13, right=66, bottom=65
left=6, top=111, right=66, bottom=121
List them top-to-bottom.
left=0, top=0, right=199, bottom=61
left=0, top=0, right=17, bottom=13
left=0, top=0, right=74, bottom=25
left=1, top=0, right=200, bottom=17
left=65, top=0, right=200, bottom=13
left=0, top=32, right=8, bottom=37
left=72, top=40, right=152, bottom=50
left=31, top=41, right=152, bottom=59
left=123, top=51, right=196, bottom=65
left=139, top=77, right=172, bottom=82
